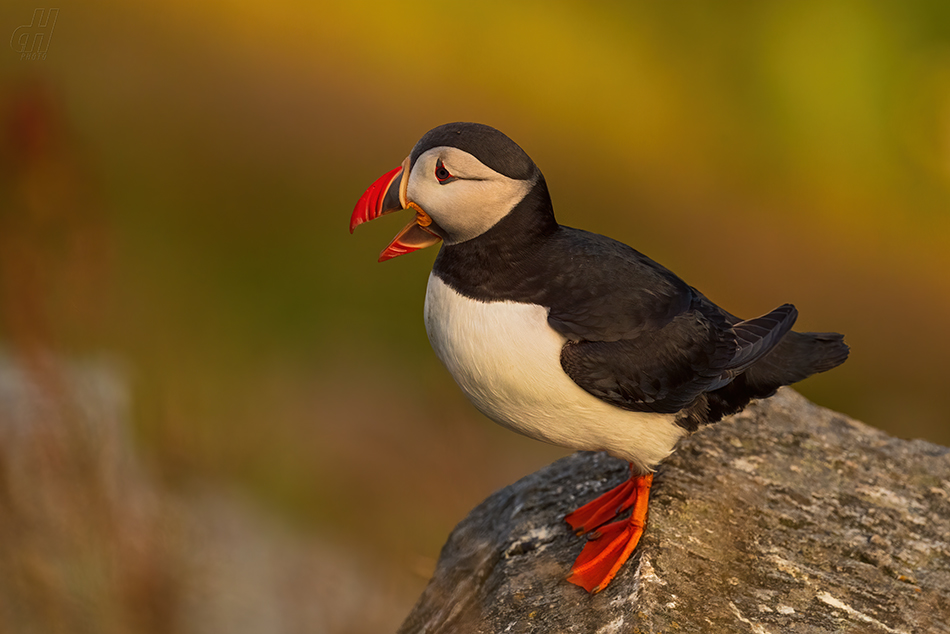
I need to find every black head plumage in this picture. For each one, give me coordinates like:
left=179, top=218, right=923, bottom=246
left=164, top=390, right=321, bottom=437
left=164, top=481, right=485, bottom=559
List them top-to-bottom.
left=409, top=122, right=538, bottom=181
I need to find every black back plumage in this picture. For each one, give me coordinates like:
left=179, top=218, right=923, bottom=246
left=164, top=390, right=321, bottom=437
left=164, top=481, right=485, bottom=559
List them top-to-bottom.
left=429, top=126, right=849, bottom=431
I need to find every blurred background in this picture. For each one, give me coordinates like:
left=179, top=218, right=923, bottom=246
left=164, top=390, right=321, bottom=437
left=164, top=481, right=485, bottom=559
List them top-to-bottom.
left=1, top=1, right=949, bottom=632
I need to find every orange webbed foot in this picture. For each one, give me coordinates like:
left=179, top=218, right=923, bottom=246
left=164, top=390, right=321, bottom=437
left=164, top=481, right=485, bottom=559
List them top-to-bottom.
left=565, top=468, right=653, bottom=593
left=564, top=475, right=637, bottom=534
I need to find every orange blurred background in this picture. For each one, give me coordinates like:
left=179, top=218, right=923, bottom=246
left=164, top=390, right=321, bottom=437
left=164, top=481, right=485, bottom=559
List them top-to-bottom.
left=2, top=1, right=949, bottom=631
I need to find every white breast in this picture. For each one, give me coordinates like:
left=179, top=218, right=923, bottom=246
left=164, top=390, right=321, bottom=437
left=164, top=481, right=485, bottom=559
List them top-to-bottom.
left=423, top=273, right=687, bottom=472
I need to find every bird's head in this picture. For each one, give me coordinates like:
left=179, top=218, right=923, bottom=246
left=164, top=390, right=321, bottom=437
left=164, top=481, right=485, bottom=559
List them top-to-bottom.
left=350, top=122, right=542, bottom=261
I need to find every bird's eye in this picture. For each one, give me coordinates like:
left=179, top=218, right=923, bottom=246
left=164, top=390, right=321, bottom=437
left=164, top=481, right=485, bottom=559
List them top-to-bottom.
left=435, top=159, right=455, bottom=184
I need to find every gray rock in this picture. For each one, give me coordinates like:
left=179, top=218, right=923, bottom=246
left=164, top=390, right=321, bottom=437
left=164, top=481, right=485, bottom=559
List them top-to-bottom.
left=399, top=388, right=950, bottom=634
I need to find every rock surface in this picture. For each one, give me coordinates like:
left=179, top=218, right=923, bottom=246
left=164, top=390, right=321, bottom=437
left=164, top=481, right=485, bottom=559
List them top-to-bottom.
left=398, top=389, right=950, bottom=634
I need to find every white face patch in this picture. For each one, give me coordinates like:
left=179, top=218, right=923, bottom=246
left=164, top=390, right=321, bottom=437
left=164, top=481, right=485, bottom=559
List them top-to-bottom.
left=406, top=147, right=535, bottom=245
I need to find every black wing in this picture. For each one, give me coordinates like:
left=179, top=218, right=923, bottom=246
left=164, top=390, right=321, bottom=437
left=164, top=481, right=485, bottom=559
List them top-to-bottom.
left=540, top=229, right=799, bottom=413
left=558, top=299, right=798, bottom=413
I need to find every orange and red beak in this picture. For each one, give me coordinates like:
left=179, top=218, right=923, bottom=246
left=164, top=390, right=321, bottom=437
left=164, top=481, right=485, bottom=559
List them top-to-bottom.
left=350, top=156, right=442, bottom=262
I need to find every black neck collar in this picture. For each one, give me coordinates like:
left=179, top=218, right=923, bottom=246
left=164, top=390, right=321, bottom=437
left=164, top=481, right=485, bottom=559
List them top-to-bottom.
left=432, top=177, right=559, bottom=300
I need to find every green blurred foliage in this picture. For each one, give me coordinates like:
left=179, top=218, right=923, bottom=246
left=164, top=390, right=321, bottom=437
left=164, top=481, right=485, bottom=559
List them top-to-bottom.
left=2, top=0, right=949, bottom=584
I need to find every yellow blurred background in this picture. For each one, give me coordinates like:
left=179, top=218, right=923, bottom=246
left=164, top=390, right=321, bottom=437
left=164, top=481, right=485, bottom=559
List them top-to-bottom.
left=2, top=1, right=949, bottom=631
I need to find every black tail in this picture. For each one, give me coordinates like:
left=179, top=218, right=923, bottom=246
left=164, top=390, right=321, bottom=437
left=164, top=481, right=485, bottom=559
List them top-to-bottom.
left=705, top=328, right=849, bottom=422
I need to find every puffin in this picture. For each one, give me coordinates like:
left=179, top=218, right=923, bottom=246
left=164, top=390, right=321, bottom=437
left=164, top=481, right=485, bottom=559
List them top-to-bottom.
left=349, top=122, right=849, bottom=593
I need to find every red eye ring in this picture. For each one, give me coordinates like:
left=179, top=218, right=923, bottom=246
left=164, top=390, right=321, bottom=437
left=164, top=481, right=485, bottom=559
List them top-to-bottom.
left=435, top=159, right=455, bottom=183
